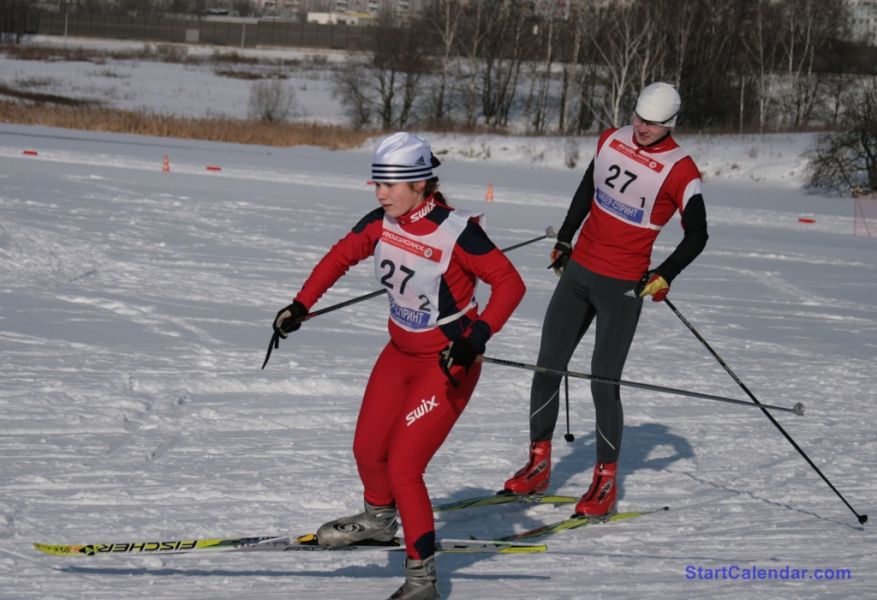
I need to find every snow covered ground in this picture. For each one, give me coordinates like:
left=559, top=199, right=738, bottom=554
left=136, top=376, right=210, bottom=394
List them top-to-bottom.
left=1, top=37, right=876, bottom=600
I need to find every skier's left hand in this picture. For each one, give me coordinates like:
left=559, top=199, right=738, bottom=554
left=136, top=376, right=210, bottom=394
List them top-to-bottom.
left=636, top=271, right=669, bottom=302
left=439, top=320, right=490, bottom=386
left=439, top=336, right=482, bottom=388
left=440, top=337, right=478, bottom=372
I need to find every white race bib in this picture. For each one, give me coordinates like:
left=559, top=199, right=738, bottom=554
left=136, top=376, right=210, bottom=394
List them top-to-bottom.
left=593, top=127, right=689, bottom=231
left=375, top=210, right=480, bottom=332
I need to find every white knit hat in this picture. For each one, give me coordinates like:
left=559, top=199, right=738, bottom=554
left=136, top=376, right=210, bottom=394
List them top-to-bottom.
left=634, top=82, right=682, bottom=127
left=371, top=132, right=440, bottom=183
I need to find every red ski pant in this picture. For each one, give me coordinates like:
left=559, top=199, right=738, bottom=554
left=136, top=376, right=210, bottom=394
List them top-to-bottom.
left=353, top=341, right=480, bottom=559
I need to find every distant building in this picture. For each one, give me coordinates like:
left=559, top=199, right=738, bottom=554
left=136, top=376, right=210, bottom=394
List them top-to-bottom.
left=254, top=0, right=422, bottom=15
left=849, top=0, right=877, bottom=45
left=306, top=11, right=362, bottom=24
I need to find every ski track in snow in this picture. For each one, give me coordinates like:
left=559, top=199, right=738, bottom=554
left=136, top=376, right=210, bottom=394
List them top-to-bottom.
left=1, top=124, right=875, bottom=599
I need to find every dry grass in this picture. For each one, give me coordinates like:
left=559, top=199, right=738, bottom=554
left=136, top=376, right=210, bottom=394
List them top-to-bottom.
left=1, top=43, right=307, bottom=67
left=0, top=44, right=365, bottom=149
left=214, top=68, right=288, bottom=80
left=0, top=84, right=97, bottom=107
left=0, top=101, right=375, bottom=149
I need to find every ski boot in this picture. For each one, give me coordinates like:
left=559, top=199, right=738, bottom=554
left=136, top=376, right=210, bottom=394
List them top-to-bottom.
left=503, top=440, right=551, bottom=494
left=574, top=462, right=617, bottom=516
left=316, top=500, right=399, bottom=546
left=388, top=555, right=439, bottom=600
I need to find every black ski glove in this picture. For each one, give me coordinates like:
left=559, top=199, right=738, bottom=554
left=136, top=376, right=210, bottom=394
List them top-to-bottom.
left=547, top=241, right=572, bottom=277
left=273, top=300, right=308, bottom=338
left=439, top=321, right=490, bottom=387
left=439, top=337, right=477, bottom=388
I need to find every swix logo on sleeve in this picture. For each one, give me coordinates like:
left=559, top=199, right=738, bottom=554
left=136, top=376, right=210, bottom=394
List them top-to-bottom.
left=609, top=139, right=665, bottom=173
left=381, top=230, right=443, bottom=262
left=405, top=395, right=439, bottom=426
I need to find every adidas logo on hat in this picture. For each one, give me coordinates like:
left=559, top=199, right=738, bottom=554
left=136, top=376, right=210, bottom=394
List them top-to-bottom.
left=371, top=132, right=438, bottom=183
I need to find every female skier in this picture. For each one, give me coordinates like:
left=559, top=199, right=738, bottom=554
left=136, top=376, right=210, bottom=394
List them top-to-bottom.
left=272, top=131, right=525, bottom=599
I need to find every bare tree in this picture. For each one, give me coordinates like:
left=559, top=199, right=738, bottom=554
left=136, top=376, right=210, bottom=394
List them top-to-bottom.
left=0, top=0, right=33, bottom=44
left=423, top=0, right=465, bottom=126
left=567, top=0, right=604, bottom=134
left=632, top=0, right=665, bottom=91
left=657, top=0, right=700, bottom=89
left=739, top=0, right=780, bottom=132
left=775, top=0, right=846, bottom=128
left=459, top=1, right=488, bottom=127
left=591, top=1, right=651, bottom=127
left=478, top=2, right=529, bottom=128
left=557, top=5, right=586, bottom=134
left=530, top=12, right=557, bottom=134
left=331, top=13, right=431, bottom=129
left=371, top=14, right=432, bottom=129
left=332, top=57, right=373, bottom=129
left=248, top=79, right=297, bottom=122
left=807, top=79, right=877, bottom=194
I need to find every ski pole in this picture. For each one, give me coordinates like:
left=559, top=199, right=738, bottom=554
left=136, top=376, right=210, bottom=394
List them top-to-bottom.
left=262, top=227, right=556, bottom=369
left=663, top=298, right=868, bottom=525
left=260, top=330, right=281, bottom=370
left=479, top=355, right=805, bottom=415
left=563, top=375, right=575, bottom=442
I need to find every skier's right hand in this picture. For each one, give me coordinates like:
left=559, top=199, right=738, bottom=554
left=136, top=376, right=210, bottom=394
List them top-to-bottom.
left=547, top=241, right=572, bottom=277
left=273, top=300, right=308, bottom=338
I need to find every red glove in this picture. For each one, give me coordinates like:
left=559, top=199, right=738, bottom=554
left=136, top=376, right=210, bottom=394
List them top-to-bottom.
left=636, top=272, right=669, bottom=302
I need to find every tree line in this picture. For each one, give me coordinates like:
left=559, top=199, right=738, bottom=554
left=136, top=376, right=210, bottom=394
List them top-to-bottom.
left=4, top=0, right=876, bottom=192
left=333, top=0, right=876, bottom=136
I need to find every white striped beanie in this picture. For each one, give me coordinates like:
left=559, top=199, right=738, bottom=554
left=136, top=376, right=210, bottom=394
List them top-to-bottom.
left=371, top=132, right=440, bottom=183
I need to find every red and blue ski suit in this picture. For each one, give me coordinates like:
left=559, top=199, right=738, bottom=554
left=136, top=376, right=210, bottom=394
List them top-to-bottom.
left=294, top=195, right=525, bottom=559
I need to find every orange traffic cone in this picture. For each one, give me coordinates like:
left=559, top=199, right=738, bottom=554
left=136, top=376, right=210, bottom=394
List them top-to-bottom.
left=162, top=154, right=170, bottom=172
left=485, top=183, right=494, bottom=202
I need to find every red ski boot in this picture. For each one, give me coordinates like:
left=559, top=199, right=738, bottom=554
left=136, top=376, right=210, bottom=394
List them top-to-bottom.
left=503, top=441, right=551, bottom=494
left=574, top=462, right=617, bottom=516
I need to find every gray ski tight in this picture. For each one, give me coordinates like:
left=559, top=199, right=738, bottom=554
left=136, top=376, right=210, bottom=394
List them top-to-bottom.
left=529, top=260, right=642, bottom=463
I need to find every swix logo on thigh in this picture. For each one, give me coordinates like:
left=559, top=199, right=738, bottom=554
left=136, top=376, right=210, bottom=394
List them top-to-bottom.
left=405, top=395, right=439, bottom=426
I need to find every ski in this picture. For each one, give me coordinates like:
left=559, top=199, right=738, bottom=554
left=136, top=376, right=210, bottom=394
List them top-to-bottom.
left=434, top=492, right=577, bottom=512
left=497, top=506, right=670, bottom=541
left=34, top=533, right=546, bottom=557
